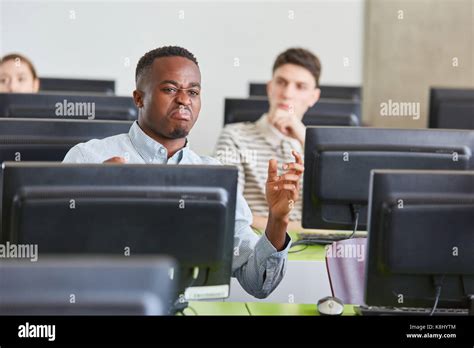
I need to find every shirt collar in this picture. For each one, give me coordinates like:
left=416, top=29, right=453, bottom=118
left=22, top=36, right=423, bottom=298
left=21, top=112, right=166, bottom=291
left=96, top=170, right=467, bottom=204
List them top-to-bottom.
left=255, top=113, right=302, bottom=151
left=128, top=121, right=190, bottom=164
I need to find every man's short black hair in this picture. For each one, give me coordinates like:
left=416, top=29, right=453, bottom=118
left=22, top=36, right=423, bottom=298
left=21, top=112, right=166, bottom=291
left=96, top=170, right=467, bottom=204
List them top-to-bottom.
left=135, top=46, right=199, bottom=85
left=273, top=48, right=321, bottom=87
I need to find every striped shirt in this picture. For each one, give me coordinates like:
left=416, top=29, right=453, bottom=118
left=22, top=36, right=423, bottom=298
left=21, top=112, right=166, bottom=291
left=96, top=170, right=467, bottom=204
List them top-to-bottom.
left=214, top=114, right=303, bottom=221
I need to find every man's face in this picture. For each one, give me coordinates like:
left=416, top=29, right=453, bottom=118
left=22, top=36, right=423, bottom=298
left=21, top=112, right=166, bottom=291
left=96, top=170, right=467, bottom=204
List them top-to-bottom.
left=134, top=56, right=201, bottom=139
left=0, top=59, right=39, bottom=93
left=266, top=63, right=320, bottom=120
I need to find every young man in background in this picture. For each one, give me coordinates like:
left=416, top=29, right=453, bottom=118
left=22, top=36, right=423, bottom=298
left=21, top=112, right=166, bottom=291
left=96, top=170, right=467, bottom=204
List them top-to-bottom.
left=215, top=48, right=321, bottom=231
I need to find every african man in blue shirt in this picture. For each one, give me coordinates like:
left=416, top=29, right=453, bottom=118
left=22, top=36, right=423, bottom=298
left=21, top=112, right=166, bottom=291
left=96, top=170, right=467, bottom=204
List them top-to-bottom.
left=63, top=46, right=304, bottom=299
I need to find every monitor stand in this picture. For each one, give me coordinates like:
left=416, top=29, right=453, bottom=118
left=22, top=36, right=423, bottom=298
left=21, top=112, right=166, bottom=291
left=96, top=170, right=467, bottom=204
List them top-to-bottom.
left=170, top=299, right=189, bottom=315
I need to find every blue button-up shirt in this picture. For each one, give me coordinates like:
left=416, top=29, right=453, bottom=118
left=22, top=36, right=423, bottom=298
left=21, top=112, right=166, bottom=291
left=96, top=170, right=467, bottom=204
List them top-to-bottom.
left=63, top=121, right=291, bottom=298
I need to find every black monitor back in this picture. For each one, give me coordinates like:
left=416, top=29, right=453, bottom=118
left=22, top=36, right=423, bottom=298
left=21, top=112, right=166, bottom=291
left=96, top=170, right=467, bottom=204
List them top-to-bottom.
left=39, top=77, right=115, bottom=95
left=249, top=83, right=361, bottom=101
left=429, top=87, right=474, bottom=129
left=0, top=93, right=137, bottom=121
left=224, top=97, right=360, bottom=126
left=0, top=118, right=133, bottom=162
left=302, top=127, right=474, bottom=230
left=0, top=163, right=237, bottom=300
left=365, top=170, right=474, bottom=309
left=0, top=256, right=176, bottom=315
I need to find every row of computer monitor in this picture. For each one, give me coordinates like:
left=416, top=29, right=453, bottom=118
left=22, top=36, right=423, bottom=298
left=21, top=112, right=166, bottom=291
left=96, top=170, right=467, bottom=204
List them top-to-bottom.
left=39, top=77, right=116, bottom=95
left=38, top=79, right=361, bottom=99
left=39, top=79, right=359, bottom=99
left=228, top=83, right=363, bottom=127
left=249, top=83, right=362, bottom=101
left=234, top=84, right=473, bottom=130
left=0, top=86, right=472, bottom=129
left=0, top=92, right=362, bottom=126
left=0, top=93, right=138, bottom=121
left=224, top=96, right=361, bottom=126
left=6, top=118, right=471, bottom=234
left=0, top=121, right=473, bottom=313
left=1, top=167, right=472, bottom=314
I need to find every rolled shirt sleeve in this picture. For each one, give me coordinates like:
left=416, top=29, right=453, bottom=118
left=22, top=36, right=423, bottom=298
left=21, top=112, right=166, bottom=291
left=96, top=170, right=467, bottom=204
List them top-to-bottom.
left=232, top=191, right=291, bottom=298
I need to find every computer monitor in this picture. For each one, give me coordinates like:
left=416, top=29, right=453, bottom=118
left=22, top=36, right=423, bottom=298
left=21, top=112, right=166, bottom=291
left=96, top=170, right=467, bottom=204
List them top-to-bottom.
left=39, top=77, right=115, bottom=95
left=249, top=83, right=361, bottom=101
left=429, top=87, right=474, bottom=129
left=0, top=93, right=137, bottom=121
left=224, top=97, right=360, bottom=126
left=0, top=118, right=133, bottom=162
left=302, top=127, right=474, bottom=231
left=0, top=163, right=237, bottom=301
left=365, top=169, right=474, bottom=313
left=0, top=256, right=176, bottom=315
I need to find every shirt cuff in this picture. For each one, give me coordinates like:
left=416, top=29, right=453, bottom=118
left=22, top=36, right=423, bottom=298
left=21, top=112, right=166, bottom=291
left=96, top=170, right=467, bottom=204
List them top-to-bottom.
left=254, top=232, right=292, bottom=267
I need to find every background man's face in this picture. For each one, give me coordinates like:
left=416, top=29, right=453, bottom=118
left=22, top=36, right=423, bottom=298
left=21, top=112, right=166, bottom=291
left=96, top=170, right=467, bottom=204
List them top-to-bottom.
left=137, top=56, right=201, bottom=139
left=0, top=59, right=39, bottom=93
left=266, top=63, right=320, bottom=120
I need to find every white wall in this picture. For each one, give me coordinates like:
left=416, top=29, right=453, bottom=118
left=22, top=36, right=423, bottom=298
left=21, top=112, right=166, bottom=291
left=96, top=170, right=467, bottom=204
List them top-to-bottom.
left=0, top=0, right=364, bottom=155
left=363, top=0, right=474, bottom=128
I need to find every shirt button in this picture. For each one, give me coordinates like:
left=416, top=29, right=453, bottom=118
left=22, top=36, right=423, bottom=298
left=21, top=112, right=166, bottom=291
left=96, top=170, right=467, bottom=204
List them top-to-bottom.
left=159, top=148, right=165, bottom=154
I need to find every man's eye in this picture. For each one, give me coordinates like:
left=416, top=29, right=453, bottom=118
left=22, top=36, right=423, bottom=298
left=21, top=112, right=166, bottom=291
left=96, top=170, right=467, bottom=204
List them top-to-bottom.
left=276, top=80, right=286, bottom=86
left=297, top=85, right=308, bottom=90
left=163, top=87, right=177, bottom=93
left=188, top=90, right=200, bottom=96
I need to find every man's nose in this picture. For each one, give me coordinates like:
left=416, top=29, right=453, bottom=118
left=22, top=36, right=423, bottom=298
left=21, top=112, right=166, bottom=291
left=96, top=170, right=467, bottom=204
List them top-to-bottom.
left=9, top=79, right=20, bottom=92
left=282, top=84, right=296, bottom=99
left=175, top=90, right=191, bottom=105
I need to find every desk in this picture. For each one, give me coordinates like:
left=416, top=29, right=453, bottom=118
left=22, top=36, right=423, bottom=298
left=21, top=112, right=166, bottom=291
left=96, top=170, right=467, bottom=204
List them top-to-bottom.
left=185, top=301, right=356, bottom=316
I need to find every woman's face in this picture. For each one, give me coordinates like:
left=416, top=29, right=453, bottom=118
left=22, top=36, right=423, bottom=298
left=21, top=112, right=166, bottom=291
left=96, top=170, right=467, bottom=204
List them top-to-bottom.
left=0, top=59, right=39, bottom=93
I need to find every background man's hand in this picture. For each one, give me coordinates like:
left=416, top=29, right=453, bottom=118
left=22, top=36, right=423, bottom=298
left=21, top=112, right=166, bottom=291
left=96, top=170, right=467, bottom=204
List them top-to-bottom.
left=269, top=108, right=306, bottom=145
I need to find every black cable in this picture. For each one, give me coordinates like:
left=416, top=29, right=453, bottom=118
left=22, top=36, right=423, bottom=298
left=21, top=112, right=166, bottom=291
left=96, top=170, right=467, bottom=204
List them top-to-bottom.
left=348, top=204, right=361, bottom=239
left=291, top=205, right=362, bottom=248
left=291, top=239, right=334, bottom=247
left=288, top=244, right=309, bottom=253
left=171, top=268, right=199, bottom=313
left=430, top=275, right=445, bottom=316
left=429, top=286, right=442, bottom=316
left=244, top=302, right=252, bottom=316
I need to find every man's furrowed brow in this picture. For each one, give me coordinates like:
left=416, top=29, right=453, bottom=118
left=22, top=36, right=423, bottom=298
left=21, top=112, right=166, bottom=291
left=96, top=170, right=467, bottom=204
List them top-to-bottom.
left=159, top=80, right=201, bottom=89
left=189, top=82, right=201, bottom=88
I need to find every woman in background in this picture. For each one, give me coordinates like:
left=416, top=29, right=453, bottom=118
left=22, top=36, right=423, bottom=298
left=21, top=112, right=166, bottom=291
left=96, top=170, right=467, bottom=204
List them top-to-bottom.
left=0, top=53, right=39, bottom=93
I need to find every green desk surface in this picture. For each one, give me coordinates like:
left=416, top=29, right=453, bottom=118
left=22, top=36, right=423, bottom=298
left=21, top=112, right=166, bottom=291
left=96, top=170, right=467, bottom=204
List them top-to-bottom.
left=287, top=232, right=327, bottom=261
left=288, top=244, right=327, bottom=261
left=185, top=301, right=356, bottom=316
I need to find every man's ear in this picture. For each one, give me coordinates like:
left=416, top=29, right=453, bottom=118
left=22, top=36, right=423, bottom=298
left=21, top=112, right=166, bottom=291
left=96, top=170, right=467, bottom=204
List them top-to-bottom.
left=309, top=87, right=321, bottom=108
left=133, top=89, right=144, bottom=108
